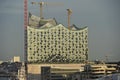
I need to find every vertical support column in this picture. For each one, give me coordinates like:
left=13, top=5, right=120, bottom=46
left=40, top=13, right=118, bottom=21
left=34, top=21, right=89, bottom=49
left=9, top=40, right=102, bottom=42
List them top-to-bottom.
left=67, top=9, right=72, bottom=30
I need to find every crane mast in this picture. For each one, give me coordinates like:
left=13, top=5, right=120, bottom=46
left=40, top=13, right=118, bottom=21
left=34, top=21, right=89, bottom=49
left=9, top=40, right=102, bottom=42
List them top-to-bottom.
left=24, top=0, right=28, bottom=80
left=31, top=1, right=63, bottom=19
left=31, top=2, right=44, bottom=19
left=67, top=9, right=72, bottom=30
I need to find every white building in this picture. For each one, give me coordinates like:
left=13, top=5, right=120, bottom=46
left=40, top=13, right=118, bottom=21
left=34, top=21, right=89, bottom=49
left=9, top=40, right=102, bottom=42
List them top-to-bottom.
left=27, top=14, right=88, bottom=63
left=13, top=56, right=20, bottom=62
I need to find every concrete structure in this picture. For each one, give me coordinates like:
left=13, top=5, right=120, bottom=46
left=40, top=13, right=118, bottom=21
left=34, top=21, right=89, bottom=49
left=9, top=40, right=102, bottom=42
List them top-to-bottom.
left=27, top=14, right=88, bottom=63
left=82, top=62, right=118, bottom=79
left=27, top=63, right=117, bottom=80
left=28, top=64, right=84, bottom=80
left=89, top=64, right=117, bottom=78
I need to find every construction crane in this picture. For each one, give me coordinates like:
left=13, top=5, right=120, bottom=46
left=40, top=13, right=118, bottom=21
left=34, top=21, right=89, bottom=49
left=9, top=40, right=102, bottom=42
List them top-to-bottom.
left=24, top=0, right=28, bottom=80
left=24, top=1, right=63, bottom=79
left=31, top=1, right=63, bottom=19
left=31, top=1, right=45, bottom=19
left=67, top=9, right=72, bottom=30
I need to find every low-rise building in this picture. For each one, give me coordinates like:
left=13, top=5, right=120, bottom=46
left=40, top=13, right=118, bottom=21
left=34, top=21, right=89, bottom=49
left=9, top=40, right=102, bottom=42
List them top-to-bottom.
left=13, top=56, right=20, bottom=62
left=28, top=64, right=85, bottom=80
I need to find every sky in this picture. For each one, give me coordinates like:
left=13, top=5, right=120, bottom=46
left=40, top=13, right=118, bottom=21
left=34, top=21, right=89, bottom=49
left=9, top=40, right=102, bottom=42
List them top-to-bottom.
left=0, top=0, right=120, bottom=62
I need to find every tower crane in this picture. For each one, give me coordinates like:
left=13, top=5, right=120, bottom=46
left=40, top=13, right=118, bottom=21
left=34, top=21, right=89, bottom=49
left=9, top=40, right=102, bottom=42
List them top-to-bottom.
left=24, top=0, right=28, bottom=80
left=24, top=1, right=63, bottom=79
left=31, top=1, right=63, bottom=19
left=31, top=2, right=45, bottom=19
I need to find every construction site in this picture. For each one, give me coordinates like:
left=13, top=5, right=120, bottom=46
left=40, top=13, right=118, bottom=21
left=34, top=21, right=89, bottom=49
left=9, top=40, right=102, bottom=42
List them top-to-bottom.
left=19, top=0, right=120, bottom=80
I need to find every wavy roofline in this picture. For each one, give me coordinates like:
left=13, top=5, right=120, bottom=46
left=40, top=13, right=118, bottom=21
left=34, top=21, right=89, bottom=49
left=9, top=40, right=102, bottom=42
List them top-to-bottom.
left=28, top=13, right=88, bottom=31
left=28, top=23, right=88, bottom=32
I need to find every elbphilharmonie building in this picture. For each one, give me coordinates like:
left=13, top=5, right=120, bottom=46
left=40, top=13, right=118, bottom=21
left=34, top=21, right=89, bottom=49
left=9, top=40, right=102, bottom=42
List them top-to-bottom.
left=27, top=14, right=88, bottom=63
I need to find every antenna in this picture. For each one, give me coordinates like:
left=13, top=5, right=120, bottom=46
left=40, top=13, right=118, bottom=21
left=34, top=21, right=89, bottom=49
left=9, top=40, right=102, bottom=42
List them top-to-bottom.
left=24, top=0, right=28, bottom=80
left=67, top=9, right=72, bottom=30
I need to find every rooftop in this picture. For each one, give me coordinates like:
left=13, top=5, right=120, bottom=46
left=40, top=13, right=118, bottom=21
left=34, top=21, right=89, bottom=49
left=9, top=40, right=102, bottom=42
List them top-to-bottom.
left=28, top=13, right=87, bottom=31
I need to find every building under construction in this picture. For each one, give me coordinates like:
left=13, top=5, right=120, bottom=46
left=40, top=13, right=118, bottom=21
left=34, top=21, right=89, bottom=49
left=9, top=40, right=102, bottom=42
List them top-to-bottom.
left=22, top=1, right=120, bottom=80
left=24, top=1, right=88, bottom=80
left=27, top=13, right=88, bottom=63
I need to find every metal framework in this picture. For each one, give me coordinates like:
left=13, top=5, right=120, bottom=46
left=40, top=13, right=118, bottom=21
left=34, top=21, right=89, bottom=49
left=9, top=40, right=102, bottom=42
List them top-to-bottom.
left=24, top=0, right=28, bottom=79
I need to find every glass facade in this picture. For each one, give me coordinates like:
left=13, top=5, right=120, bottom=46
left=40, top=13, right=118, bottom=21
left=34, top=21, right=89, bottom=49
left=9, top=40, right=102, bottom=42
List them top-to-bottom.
left=27, top=15, right=88, bottom=63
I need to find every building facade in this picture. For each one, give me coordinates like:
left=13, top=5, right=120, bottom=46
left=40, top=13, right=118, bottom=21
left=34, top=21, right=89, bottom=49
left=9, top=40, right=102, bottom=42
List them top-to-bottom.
left=27, top=14, right=88, bottom=63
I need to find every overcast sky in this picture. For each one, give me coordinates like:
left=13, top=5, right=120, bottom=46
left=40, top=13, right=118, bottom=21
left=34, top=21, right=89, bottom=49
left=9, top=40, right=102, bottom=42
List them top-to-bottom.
left=0, top=0, right=120, bottom=62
